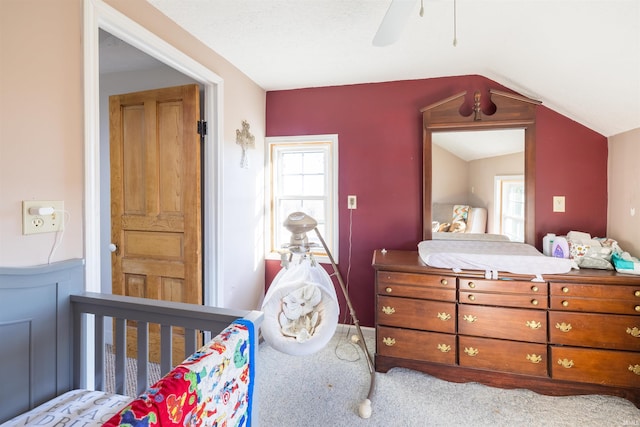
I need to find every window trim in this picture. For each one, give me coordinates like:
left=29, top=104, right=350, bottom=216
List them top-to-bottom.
left=265, top=134, right=339, bottom=263
left=494, top=174, right=525, bottom=242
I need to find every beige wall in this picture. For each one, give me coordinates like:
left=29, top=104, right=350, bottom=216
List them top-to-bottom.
left=0, top=0, right=266, bottom=309
left=1, top=0, right=84, bottom=266
left=608, top=128, right=640, bottom=256
left=431, top=144, right=468, bottom=204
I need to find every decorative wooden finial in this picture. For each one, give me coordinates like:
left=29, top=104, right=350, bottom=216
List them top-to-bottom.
left=473, top=91, right=482, bottom=121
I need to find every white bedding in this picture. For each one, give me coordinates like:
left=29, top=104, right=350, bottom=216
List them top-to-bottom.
left=418, top=239, right=572, bottom=279
left=2, top=389, right=132, bottom=426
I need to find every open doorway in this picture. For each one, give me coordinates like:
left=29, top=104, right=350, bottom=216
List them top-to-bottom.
left=84, top=0, right=224, bottom=310
left=99, top=30, right=204, bottom=303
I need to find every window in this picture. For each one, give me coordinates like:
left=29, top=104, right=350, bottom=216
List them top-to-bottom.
left=265, top=135, right=338, bottom=261
left=494, top=175, right=525, bottom=242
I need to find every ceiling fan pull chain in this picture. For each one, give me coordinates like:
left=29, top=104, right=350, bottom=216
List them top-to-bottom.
left=453, top=0, right=458, bottom=47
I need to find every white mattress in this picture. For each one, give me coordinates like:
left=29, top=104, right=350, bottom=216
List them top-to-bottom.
left=418, top=239, right=572, bottom=278
left=2, top=389, right=132, bottom=426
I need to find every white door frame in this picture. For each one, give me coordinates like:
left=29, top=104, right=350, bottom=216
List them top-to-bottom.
left=83, top=0, right=224, bottom=307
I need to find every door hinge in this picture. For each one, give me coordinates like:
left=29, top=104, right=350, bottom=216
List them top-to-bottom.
left=197, top=120, right=207, bottom=136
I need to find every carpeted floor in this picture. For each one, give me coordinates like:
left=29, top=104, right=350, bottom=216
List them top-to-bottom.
left=255, top=326, right=640, bottom=427
left=102, top=330, right=640, bottom=426
left=104, top=344, right=162, bottom=397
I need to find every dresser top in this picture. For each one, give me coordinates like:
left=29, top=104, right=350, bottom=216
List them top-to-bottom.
left=372, top=249, right=640, bottom=285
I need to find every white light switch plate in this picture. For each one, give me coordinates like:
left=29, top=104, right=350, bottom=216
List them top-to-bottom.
left=347, top=195, right=357, bottom=209
left=22, top=200, right=64, bottom=234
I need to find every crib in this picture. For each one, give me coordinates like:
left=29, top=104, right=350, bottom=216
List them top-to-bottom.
left=0, top=259, right=263, bottom=426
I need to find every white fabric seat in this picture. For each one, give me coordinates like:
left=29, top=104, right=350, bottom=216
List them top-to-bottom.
left=261, top=257, right=339, bottom=356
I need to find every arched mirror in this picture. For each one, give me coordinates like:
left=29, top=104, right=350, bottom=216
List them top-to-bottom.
left=421, top=89, right=540, bottom=245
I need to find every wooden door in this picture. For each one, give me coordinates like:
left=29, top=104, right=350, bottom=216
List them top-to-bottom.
left=110, top=84, right=202, bottom=365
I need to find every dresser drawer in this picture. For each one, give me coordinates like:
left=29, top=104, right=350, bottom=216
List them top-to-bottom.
left=377, top=271, right=456, bottom=301
left=460, top=278, right=547, bottom=295
left=550, top=282, right=640, bottom=299
left=459, top=290, right=547, bottom=309
left=550, top=295, right=640, bottom=315
left=377, top=296, right=456, bottom=333
left=459, top=305, right=547, bottom=343
left=549, top=311, right=640, bottom=351
left=377, top=326, right=456, bottom=365
left=458, top=336, right=548, bottom=377
left=551, top=346, right=640, bottom=388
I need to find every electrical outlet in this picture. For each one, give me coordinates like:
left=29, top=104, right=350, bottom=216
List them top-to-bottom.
left=347, top=195, right=357, bottom=210
left=22, top=200, right=64, bottom=234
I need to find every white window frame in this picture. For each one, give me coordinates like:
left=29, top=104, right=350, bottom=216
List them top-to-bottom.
left=265, top=134, right=339, bottom=263
left=494, top=174, right=525, bottom=242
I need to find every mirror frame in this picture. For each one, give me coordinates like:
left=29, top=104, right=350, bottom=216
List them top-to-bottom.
left=421, top=89, right=540, bottom=244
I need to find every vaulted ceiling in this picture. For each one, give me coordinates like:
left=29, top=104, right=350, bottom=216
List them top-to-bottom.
left=145, top=0, right=639, bottom=137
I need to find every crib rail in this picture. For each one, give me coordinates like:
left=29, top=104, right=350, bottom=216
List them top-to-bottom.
left=71, top=292, right=262, bottom=396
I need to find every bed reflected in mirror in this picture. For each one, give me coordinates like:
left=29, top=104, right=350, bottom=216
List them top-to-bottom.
left=431, top=129, right=525, bottom=242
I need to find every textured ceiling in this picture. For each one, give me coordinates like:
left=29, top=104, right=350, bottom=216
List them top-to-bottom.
left=144, top=0, right=639, bottom=137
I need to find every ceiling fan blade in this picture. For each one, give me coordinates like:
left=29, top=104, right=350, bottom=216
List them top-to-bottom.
left=372, top=0, right=418, bottom=47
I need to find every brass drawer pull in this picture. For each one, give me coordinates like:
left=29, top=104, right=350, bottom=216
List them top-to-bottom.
left=440, top=278, right=448, bottom=286
left=467, top=281, right=476, bottom=289
left=531, top=285, right=539, bottom=292
left=385, top=287, right=393, bottom=293
left=562, top=287, right=570, bottom=293
left=635, top=290, right=640, bottom=297
left=468, top=294, right=476, bottom=301
left=531, top=299, right=539, bottom=306
left=562, top=300, right=569, bottom=307
left=635, top=305, right=640, bottom=312
left=381, top=306, right=395, bottom=315
left=437, top=312, right=452, bottom=321
left=463, top=314, right=477, bottom=323
left=526, top=320, right=542, bottom=330
left=555, top=322, right=572, bottom=332
left=626, top=327, right=640, bottom=338
left=382, top=337, right=396, bottom=346
left=437, top=344, right=451, bottom=353
left=464, top=347, right=479, bottom=357
left=526, top=354, right=542, bottom=364
left=557, top=358, right=574, bottom=369
left=629, top=365, right=640, bottom=375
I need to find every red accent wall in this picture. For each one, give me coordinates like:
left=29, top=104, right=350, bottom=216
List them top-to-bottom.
left=265, top=74, right=607, bottom=327
left=535, top=106, right=608, bottom=241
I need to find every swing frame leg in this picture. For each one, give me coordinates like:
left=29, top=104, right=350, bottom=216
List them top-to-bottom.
left=313, top=228, right=375, bottom=417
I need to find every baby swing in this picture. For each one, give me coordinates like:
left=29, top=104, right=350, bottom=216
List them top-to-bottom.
left=260, top=212, right=375, bottom=419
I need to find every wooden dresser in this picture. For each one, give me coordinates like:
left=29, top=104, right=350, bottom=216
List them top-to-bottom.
left=372, top=249, right=640, bottom=408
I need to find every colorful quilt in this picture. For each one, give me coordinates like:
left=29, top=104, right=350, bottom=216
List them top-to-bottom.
left=103, top=319, right=256, bottom=427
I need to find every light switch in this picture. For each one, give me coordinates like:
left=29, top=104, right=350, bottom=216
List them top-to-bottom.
left=553, top=196, right=565, bottom=213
